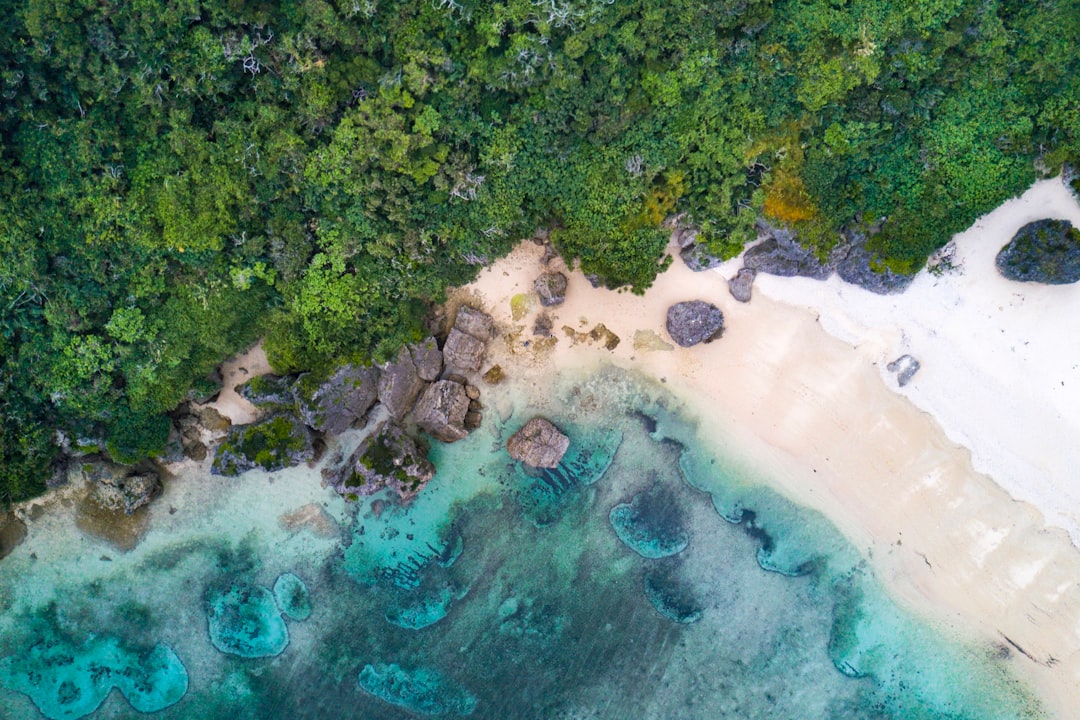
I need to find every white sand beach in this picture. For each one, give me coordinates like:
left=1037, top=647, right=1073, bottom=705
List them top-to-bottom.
left=463, top=179, right=1080, bottom=719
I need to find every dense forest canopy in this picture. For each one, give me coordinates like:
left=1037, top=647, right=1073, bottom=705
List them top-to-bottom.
left=1, top=0, right=1078, bottom=502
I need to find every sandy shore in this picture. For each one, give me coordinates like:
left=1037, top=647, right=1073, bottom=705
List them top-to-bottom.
left=463, top=199, right=1080, bottom=718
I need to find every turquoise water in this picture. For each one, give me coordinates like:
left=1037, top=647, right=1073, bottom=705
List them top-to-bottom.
left=0, top=365, right=1044, bottom=719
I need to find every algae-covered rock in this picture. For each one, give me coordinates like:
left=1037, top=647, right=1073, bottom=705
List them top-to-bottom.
left=996, top=218, right=1080, bottom=284
left=665, top=301, right=724, bottom=347
left=295, top=364, right=380, bottom=434
left=237, top=374, right=297, bottom=410
left=415, top=380, right=470, bottom=443
left=211, top=413, right=316, bottom=476
left=506, top=417, right=570, bottom=469
left=330, top=422, right=435, bottom=500
left=609, top=485, right=689, bottom=559
left=643, top=564, right=702, bottom=624
left=273, top=572, right=312, bottom=620
left=206, top=582, right=290, bottom=658
left=0, top=632, right=188, bottom=720
left=358, top=663, right=478, bottom=716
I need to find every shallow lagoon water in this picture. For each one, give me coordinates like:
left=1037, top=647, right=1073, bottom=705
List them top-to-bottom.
left=0, top=365, right=1043, bottom=719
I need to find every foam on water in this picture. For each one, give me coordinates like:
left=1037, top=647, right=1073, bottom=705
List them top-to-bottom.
left=0, top=364, right=1046, bottom=719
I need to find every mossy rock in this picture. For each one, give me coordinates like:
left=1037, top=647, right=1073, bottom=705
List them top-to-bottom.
left=996, top=219, right=1080, bottom=284
left=211, top=413, right=315, bottom=476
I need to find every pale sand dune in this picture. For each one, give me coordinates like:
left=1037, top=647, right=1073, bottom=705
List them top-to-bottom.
left=464, top=225, right=1080, bottom=718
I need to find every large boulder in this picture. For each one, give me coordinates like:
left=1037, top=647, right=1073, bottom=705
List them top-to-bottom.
left=996, top=219, right=1080, bottom=284
left=833, top=231, right=913, bottom=295
left=743, top=236, right=831, bottom=280
left=680, top=243, right=724, bottom=272
left=728, top=268, right=755, bottom=303
left=534, top=272, right=568, bottom=307
left=666, top=301, right=725, bottom=347
left=453, top=305, right=494, bottom=340
left=442, top=329, right=486, bottom=373
left=409, top=337, right=443, bottom=382
left=379, top=346, right=427, bottom=420
left=295, top=365, right=380, bottom=434
left=414, top=380, right=470, bottom=443
left=212, top=413, right=316, bottom=476
left=506, top=417, right=570, bottom=469
left=329, top=423, right=435, bottom=501
left=82, top=460, right=162, bottom=514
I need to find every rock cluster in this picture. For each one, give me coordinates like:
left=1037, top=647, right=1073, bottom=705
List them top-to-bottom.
left=996, top=219, right=1080, bottom=284
left=666, top=301, right=725, bottom=347
left=506, top=417, right=570, bottom=469
left=328, top=422, right=436, bottom=501
left=81, top=460, right=162, bottom=514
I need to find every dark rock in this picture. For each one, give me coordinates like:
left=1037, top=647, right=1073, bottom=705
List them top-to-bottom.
left=996, top=219, right=1080, bottom=284
left=674, top=227, right=699, bottom=249
left=833, top=232, right=913, bottom=294
left=743, top=237, right=831, bottom=280
left=680, top=243, right=723, bottom=272
left=729, top=268, right=756, bottom=303
left=534, top=272, right=568, bottom=306
left=585, top=274, right=603, bottom=288
left=666, top=301, right=725, bottom=347
left=453, top=305, right=494, bottom=341
left=533, top=313, right=554, bottom=337
left=442, top=328, right=486, bottom=373
left=409, top=337, right=443, bottom=381
left=379, top=346, right=427, bottom=420
left=887, top=355, right=921, bottom=387
left=295, top=365, right=380, bottom=434
left=443, top=372, right=468, bottom=386
left=237, top=374, right=297, bottom=410
left=414, top=380, right=470, bottom=443
left=467, top=399, right=482, bottom=412
left=464, top=411, right=483, bottom=430
left=211, top=413, right=316, bottom=476
left=506, top=417, right=570, bottom=469
left=330, top=423, right=435, bottom=501
left=160, top=426, right=186, bottom=465
left=185, top=441, right=208, bottom=462
left=82, top=460, right=162, bottom=514
left=0, top=511, right=28, bottom=560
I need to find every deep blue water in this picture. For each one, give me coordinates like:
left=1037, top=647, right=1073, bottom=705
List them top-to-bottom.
left=0, top=366, right=1043, bottom=719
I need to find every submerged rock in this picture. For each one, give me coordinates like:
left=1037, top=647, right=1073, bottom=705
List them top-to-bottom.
left=996, top=218, right=1080, bottom=284
left=728, top=267, right=756, bottom=303
left=534, top=271, right=568, bottom=306
left=666, top=301, right=724, bottom=347
left=887, top=354, right=921, bottom=387
left=294, top=364, right=380, bottom=434
left=415, top=380, right=470, bottom=443
left=211, top=413, right=316, bottom=476
left=506, top=417, right=570, bottom=469
left=330, top=422, right=435, bottom=500
left=81, top=460, right=161, bottom=515
left=609, top=486, right=689, bottom=559
left=643, top=564, right=702, bottom=624
left=273, top=573, right=312, bottom=621
left=206, top=582, right=289, bottom=658
left=0, top=632, right=188, bottom=719
left=358, top=663, right=478, bottom=716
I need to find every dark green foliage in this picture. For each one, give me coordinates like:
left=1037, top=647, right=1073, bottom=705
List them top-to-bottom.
left=2, top=0, right=1079, bottom=501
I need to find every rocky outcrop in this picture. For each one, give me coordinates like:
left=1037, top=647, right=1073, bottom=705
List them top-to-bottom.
left=996, top=219, right=1080, bottom=284
left=679, top=230, right=724, bottom=272
left=743, top=230, right=831, bottom=280
left=834, top=231, right=913, bottom=294
left=728, top=268, right=755, bottom=303
left=534, top=272, right=568, bottom=306
left=666, top=301, right=724, bottom=347
left=442, top=329, right=486, bottom=373
left=409, top=337, right=443, bottom=381
left=379, top=346, right=427, bottom=420
left=887, top=354, right=921, bottom=387
left=294, top=365, right=380, bottom=434
left=237, top=374, right=297, bottom=409
left=414, top=380, right=470, bottom=443
left=212, top=413, right=316, bottom=476
left=506, top=417, right=570, bottom=468
left=329, top=423, right=435, bottom=501
left=82, top=460, right=162, bottom=514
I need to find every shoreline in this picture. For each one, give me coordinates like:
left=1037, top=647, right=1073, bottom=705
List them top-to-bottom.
left=463, top=219, right=1080, bottom=718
